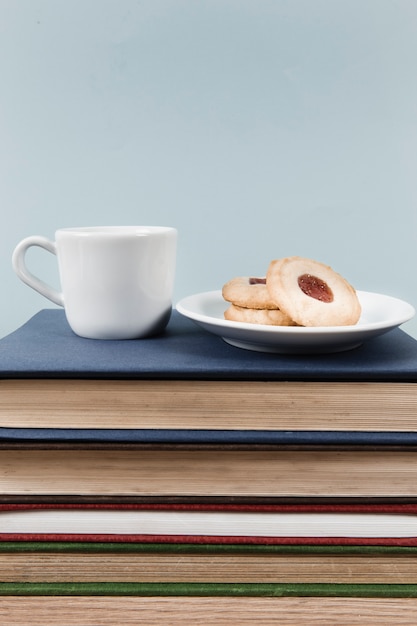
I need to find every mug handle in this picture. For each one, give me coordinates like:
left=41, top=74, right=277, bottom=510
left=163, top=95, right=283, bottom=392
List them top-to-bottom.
left=12, top=236, right=64, bottom=307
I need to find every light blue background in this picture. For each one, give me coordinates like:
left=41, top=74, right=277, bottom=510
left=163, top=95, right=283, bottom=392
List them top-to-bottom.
left=2, top=0, right=417, bottom=338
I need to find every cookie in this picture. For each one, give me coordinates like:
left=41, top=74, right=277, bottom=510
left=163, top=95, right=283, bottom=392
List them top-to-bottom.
left=266, top=256, right=361, bottom=327
left=222, top=276, right=278, bottom=309
left=224, top=304, right=297, bottom=326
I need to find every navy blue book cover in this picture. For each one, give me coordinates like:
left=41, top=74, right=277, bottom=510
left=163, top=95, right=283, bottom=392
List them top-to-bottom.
left=1, top=309, right=417, bottom=381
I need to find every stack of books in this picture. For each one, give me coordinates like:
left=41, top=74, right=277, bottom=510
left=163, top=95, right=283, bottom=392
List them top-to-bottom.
left=1, top=308, right=417, bottom=615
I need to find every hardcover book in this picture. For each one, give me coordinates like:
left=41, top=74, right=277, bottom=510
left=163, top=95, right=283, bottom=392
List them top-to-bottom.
left=0, top=309, right=417, bottom=448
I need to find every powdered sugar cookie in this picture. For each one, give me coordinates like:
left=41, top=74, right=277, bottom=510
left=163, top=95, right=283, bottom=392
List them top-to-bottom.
left=266, top=256, right=361, bottom=327
left=222, top=276, right=277, bottom=309
left=224, top=304, right=297, bottom=326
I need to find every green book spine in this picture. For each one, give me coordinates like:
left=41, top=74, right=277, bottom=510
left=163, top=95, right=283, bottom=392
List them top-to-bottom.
left=2, top=542, right=417, bottom=555
left=1, top=583, right=417, bottom=597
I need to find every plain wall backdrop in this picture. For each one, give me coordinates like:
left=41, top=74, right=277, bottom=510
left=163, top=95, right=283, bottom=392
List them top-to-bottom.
left=1, top=0, right=417, bottom=338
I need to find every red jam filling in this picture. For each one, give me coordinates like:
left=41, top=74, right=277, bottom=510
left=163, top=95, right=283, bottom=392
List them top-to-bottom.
left=298, top=274, right=333, bottom=303
left=249, top=277, right=266, bottom=285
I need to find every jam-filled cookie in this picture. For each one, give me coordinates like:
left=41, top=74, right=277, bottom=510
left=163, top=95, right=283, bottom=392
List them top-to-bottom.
left=266, top=256, right=361, bottom=327
left=222, top=276, right=278, bottom=309
left=224, top=303, right=297, bottom=326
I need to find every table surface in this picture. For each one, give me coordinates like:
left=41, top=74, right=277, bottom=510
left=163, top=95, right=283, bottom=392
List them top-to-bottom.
left=1, top=596, right=417, bottom=625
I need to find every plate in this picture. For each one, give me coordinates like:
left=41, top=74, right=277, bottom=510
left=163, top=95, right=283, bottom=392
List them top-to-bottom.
left=176, top=290, right=415, bottom=354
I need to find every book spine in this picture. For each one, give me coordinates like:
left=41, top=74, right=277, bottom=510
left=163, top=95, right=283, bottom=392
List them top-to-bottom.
left=0, top=582, right=417, bottom=597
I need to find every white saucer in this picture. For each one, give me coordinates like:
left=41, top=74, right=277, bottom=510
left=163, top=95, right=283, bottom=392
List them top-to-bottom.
left=176, top=290, right=415, bottom=354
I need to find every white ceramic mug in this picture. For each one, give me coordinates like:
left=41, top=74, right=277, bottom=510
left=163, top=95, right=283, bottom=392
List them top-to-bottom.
left=12, top=226, right=177, bottom=340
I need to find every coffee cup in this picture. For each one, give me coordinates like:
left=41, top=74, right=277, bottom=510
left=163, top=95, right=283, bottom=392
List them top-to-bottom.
left=12, top=226, right=177, bottom=340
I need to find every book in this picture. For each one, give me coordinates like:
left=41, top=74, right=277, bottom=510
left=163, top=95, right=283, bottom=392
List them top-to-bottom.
left=1, top=309, right=417, bottom=382
left=0, top=310, right=416, bottom=447
left=1, top=379, right=417, bottom=441
left=2, top=447, right=417, bottom=498
left=3, top=503, right=417, bottom=543
left=1, top=504, right=417, bottom=594
left=0, top=542, right=416, bottom=585
left=1, top=582, right=417, bottom=598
